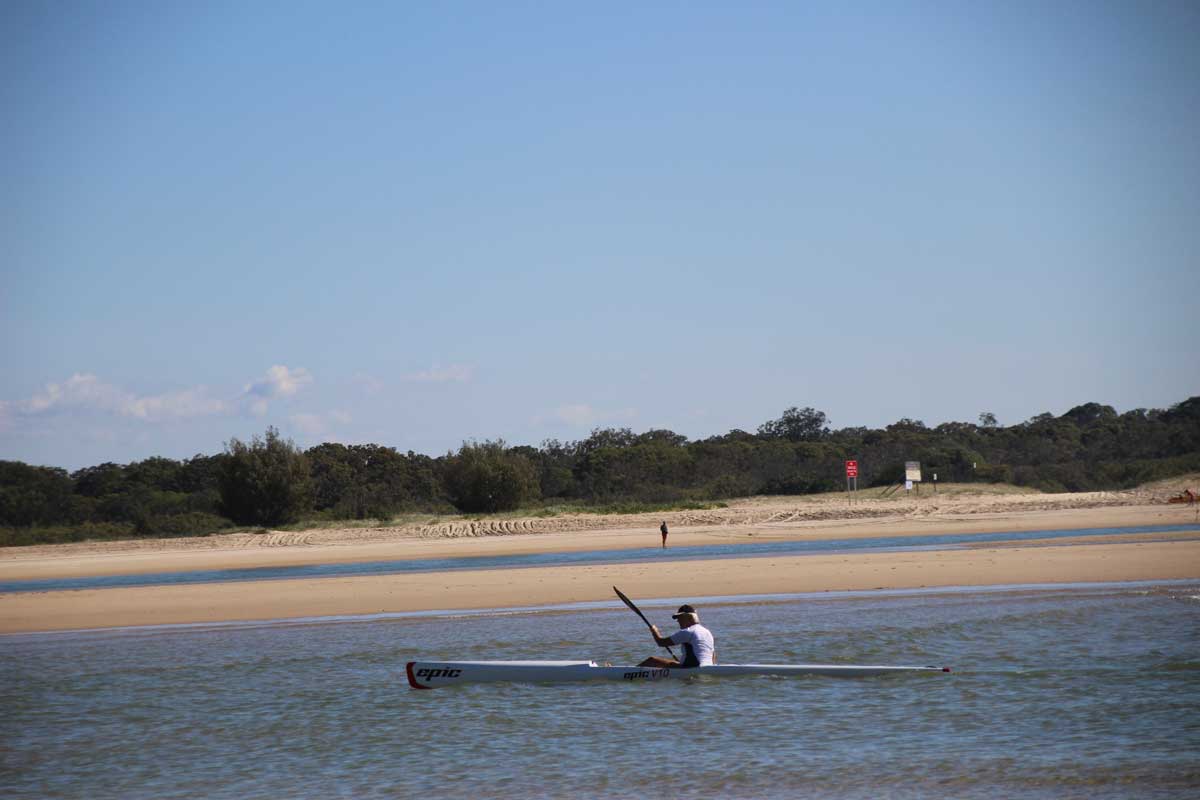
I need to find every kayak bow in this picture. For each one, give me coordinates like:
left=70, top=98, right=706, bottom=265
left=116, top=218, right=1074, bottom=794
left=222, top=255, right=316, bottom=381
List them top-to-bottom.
left=406, top=660, right=950, bottom=689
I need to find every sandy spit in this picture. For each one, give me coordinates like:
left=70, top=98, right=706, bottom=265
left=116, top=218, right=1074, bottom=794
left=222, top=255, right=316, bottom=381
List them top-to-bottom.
left=2, top=486, right=1198, bottom=633
left=2, top=492, right=1196, bottom=582
left=1, top=539, right=1197, bottom=633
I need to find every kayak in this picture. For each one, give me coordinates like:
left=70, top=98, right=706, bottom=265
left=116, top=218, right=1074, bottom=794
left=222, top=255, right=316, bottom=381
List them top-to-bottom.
left=406, top=660, right=951, bottom=689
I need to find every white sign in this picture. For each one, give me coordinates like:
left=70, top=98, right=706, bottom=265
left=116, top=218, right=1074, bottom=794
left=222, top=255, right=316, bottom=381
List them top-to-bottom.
left=905, top=461, right=922, bottom=482
left=905, top=479, right=913, bottom=491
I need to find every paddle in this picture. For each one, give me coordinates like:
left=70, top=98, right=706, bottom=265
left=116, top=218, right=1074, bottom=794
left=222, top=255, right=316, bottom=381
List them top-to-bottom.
left=613, top=585, right=677, bottom=659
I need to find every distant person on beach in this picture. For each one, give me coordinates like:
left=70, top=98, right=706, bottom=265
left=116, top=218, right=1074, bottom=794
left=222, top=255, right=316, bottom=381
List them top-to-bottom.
left=660, top=521, right=668, bottom=548
left=639, top=604, right=716, bottom=668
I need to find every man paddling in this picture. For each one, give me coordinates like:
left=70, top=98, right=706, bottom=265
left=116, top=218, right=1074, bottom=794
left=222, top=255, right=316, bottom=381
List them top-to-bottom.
left=638, top=604, right=716, bottom=668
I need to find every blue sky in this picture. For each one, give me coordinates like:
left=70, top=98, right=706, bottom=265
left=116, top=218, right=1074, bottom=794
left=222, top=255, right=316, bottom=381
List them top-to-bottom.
left=3, top=0, right=1198, bottom=470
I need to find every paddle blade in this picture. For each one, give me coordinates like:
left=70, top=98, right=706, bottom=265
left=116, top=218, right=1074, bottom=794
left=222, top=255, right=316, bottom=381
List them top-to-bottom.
left=613, top=586, right=676, bottom=659
left=613, top=586, right=650, bottom=625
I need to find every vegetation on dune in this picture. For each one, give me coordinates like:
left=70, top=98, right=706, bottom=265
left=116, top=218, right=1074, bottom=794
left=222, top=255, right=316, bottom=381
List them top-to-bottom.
left=1, top=396, right=1197, bottom=546
left=217, top=427, right=312, bottom=526
left=442, top=440, right=540, bottom=513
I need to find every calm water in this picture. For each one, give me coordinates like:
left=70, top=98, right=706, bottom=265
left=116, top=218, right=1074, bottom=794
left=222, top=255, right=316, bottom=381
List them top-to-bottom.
left=2, top=523, right=1195, bottom=594
left=3, top=583, right=1199, bottom=799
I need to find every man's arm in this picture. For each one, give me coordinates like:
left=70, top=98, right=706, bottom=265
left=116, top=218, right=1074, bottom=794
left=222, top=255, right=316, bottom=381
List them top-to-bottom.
left=649, top=625, right=677, bottom=648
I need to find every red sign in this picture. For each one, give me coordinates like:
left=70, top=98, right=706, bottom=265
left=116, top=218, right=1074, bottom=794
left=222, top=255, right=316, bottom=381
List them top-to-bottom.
left=845, top=460, right=858, bottom=477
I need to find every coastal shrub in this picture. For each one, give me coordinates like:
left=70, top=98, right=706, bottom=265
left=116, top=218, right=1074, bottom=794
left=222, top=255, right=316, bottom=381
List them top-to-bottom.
left=3, top=394, right=1200, bottom=545
left=757, top=406, right=830, bottom=442
left=218, top=427, right=312, bottom=526
left=443, top=440, right=540, bottom=513
left=306, top=442, right=446, bottom=518
left=0, top=462, right=74, bottom=526
left=702, top=474, right=757, bottom=500
left=577, top=500, right=726, bottom=515
left=143, top=512, right=234, bottom=537
left=0, top=521, right=137, bottom=547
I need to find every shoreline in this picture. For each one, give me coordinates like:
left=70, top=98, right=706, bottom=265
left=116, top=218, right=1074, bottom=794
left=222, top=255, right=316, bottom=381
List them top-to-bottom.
left=2, top=498, right=1197, bottom=634
left=1, top=503, right=1193, bottom=581
left=2, top=536, right=1197, bottom=633
left=8, top=578, right=1196, bottom=638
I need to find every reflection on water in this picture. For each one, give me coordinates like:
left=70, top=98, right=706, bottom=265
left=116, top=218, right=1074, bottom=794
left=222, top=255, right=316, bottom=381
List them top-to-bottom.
left=3, top=583, right=1199, bottom=799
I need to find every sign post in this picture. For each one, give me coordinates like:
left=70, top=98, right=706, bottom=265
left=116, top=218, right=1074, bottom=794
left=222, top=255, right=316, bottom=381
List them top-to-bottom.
left=845, top=460, right=858, bottom=503
left=905, top=461, right=921, bottom=495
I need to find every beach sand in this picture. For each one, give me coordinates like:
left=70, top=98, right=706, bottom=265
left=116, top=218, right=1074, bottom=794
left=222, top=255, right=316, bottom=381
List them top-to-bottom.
left=2, top=488, right=1198, bottom=633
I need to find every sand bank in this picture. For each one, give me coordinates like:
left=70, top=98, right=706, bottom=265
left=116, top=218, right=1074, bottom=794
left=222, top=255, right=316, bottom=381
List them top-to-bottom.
left=3, top=493, right=1198, bottom=634
left=1, top=502, right=1194, bottom=582
left=2, top=537, right=1197, bottom=633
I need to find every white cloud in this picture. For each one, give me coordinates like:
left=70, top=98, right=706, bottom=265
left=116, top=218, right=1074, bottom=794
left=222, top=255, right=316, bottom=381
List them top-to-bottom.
left=402, top=364, right=473, bottom=383
left=241, top=365, right=313, bottom=416
left=244, top=365, right=313, bottom=398
left=7, top=366, right=317, bottom=427
left=16, top=373, right=227, bottom=422
left=27, top=373, right=126, bottom=414
left=124, top=389, right=228, bottom=420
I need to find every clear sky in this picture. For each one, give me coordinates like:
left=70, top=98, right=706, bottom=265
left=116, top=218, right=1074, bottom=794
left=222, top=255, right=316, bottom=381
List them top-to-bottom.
left=3, top=0, right=1198, bottom=470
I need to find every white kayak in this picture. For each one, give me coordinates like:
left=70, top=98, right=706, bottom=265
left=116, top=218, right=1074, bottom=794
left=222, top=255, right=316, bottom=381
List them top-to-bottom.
left=406, top=660, right=950, bottom=689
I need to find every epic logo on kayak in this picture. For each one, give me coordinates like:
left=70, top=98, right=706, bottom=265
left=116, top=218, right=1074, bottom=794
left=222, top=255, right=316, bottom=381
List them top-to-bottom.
left=415, top=668, right=463, bottom=679
left=622, top=668, right=671, bottom=681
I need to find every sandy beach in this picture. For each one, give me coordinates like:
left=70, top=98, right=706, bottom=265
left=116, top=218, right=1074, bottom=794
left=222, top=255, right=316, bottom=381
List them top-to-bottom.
left=2, top=485, right=1198, bottom=633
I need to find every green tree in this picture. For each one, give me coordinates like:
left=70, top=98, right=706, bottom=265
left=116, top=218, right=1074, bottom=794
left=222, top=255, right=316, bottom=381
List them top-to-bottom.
left=1061, top=402, right=1117, bottom=426
left=757, top=407, right=829, bottom=442
left=886, top=418, right=927, bottom=433
left=217, top=427, right=312, bottom=526
left=575, top=428, right=637, bottom=456
left=636, top=429, right=689, bottom=447
left=535, top=438, right=577, bottom=499
left=443, top=440, right=539, bottom=513
left=306, top=443, right=444, bottom=519
left=307, top=443, right=357, bottom=512
left=178, top=454, right=226, bottom=494
left=125, top=457, right=183, bottom=492
left=0, top=462, right=73, bottom=526
left=71, top=463, right=126, bottom=498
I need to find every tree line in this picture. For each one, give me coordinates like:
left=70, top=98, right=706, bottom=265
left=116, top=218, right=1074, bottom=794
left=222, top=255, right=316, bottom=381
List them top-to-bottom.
left=2, top=396, right=1197, bottom=545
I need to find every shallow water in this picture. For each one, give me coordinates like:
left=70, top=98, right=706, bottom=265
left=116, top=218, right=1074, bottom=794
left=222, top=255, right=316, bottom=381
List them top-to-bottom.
left=2, top=523, right=1194, bottom=594
left=3, top=583, right=1199, bottom=799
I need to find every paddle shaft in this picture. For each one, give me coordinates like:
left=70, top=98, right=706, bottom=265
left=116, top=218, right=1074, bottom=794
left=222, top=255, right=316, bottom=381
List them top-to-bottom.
left=613, top=586, right=677, bottom=659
